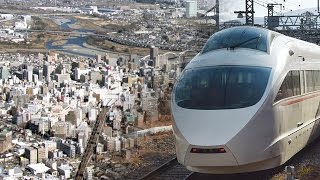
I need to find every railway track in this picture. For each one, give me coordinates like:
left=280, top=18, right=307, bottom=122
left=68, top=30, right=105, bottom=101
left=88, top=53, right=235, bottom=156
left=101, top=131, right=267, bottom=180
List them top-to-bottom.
left=75, top=107, right=108, bottom=180
left=139, top=157, right=192, bottom=180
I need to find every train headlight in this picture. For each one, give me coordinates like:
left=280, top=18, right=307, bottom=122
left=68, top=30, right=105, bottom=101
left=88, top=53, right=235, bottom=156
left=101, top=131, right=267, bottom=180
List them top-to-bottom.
left=190, top=148, right=226, bottom=153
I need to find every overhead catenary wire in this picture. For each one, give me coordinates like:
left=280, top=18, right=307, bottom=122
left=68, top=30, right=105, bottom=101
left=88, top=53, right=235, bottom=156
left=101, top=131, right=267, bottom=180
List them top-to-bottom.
left=253, top=0, right=267, bottom=8
left=254, top=0, right=282, bottom=15
left=254, top=0, right=300, bottom=11
left=254, top=0, right=267, bottom=8
left=281, top=0, right=302, bottom=12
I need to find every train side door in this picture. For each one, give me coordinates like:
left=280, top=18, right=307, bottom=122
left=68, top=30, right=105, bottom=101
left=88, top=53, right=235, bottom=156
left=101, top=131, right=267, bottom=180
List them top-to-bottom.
left=302, top=70, right=320, bottom=142
left=274, top=71, right=302, bottom=160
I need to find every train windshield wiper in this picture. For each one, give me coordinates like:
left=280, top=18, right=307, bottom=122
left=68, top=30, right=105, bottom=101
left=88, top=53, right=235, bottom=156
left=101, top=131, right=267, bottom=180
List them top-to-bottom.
left=228, top=35, right=261, bottom=50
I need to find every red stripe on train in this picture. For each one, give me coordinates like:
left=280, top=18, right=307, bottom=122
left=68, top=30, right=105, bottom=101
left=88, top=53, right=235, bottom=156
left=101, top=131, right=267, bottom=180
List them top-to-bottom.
left=281, top=93, right=320, bottom=106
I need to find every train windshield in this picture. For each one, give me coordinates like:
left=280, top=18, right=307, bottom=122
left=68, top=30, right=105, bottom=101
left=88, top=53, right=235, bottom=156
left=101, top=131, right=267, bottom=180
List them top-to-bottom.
left=201, top=27, right=268, bottom=54
left=174, top=66, right=271, bottom=110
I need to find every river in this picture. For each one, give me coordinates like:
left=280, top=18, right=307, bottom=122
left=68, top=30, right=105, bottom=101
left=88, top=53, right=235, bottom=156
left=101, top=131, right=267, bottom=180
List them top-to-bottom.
left=45, top=17, right=127, bottom=59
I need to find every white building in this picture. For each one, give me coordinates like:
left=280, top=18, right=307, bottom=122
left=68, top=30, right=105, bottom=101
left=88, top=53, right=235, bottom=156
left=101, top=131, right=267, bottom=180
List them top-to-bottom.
left=186, top=0, right=198, bottom=18
left=79, top=6, right=99, bottom=14
left=0, top=14, right=14, bottom=20
left=14, top=21, right=28, bottom=30
left=74, top=68, right=90, bottom=81
left=88, top=108, right=97, bottom=121
left=43, top=159, right=57, bottom=170
left=27, top=163, right=50, bottom=175
left=58, top=164, right=72, bottom=179
left=8, top=167, right=23, bottom=178
left=0, top=174, right=15, bottom=180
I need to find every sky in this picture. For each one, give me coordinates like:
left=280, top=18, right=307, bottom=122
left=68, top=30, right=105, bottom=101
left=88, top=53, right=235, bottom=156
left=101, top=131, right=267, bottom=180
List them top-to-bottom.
left=216, top=0, right=319, bottom=20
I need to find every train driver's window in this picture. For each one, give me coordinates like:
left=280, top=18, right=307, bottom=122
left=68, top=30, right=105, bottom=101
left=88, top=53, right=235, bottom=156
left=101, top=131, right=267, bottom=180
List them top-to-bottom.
left=275, top=71, right=300, bottom=102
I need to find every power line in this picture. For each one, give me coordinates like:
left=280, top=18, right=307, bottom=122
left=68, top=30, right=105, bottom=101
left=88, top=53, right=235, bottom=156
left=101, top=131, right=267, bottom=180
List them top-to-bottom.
left=254, top=0, right=282, bottom=15
left=254, top=0, right=267, bottom=8
left=254, top=0, right=267, bottom=5
left=256, top=0, right=300, bottom=11
left=281, top=0, right=302, bottom=11
left=282, top=0, right=300, bottom=6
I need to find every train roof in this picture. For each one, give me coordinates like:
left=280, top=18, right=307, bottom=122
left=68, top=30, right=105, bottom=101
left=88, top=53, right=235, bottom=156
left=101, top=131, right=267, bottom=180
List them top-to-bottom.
left=187, top=26, right=320, bottom=70
left=199, top=26, right=320, bottom=55
left=200, top=26, right=271, bottom=55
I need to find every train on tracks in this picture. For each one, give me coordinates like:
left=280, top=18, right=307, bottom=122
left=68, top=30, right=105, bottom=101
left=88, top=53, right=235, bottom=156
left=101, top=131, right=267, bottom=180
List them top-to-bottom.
left=171, top=26, right=320, bottom=173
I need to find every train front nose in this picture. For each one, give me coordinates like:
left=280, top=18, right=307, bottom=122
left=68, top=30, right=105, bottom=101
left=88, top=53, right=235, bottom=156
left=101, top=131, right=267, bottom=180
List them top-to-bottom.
left=172, top=65, right=271, bottom=172
left=172, top=109, right=255, bottom=168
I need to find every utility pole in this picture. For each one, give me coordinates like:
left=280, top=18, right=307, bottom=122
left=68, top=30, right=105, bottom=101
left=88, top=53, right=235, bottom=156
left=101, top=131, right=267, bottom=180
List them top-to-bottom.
left=201, top=0, right=220, bottom=30
left=215, top=0, right=219, bottom=29
left=234, top=0, right=255, bottom=26
left=246, top=0, right=254, bottom=25
left=266, top=3, right=282, bottom=29
left=268, top=4, right=274, bottom=17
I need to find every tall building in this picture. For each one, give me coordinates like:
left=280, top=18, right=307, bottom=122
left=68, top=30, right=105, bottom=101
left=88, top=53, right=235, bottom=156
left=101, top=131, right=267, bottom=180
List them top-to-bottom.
left=186, top=0, right=197, bottom=18
left=150, top=46, right=159, bottom=61
left=46, top=52, right=58, bottom=63
left=38, top=53, right=44, bottom=61
left=96, top=54, right=102, bottom=62
left=154, top=54, right=168, bottom=69
left=43, top=63, right=53, bottom=81
left=55, top=64, right=65, bottom=74
left=0, top=66, right=9, bottom=80
left=27, top=66, right=33, bottom=82
left=33, top=68, right=43, bottom=81
left=74, top=68, right=81, bottom=81
left=33, top=74, right=38, bottom=83
left=41, top=84, right=49, bottom=95
left=29, top=118, right=50, bottom=135
left=54, top=122, right=71, bottom=139
left=0, top=130, right=12, bottom=153
left=57, top=140, right=76, bottom=158
left=43, top=141, right=57, bottom=158
left=36, top=146, right=46, bottom=163
left=25, top=147, right=37, bottom=164
left=85, top=166, right=94, bottom=180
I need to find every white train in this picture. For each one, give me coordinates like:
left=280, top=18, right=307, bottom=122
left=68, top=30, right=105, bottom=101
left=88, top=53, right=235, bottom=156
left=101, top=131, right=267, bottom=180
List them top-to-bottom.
left=171, top=26, right=320, bottom=173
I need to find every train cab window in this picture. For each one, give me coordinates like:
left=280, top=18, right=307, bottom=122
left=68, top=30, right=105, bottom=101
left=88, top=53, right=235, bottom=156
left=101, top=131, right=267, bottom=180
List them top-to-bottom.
left=201, top=27, right=268, bottom=54
left=174, top=66, right=271, bottom=110
left=275, top=71, right=301, bottom=102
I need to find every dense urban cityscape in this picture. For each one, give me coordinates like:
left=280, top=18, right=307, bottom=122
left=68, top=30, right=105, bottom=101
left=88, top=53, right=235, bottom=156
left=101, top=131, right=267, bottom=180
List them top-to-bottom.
left=0, top=0, right=320, bottom=179
left=0, top=0, right=200, bottom=179
left=0, top=48, right=180, bottom=179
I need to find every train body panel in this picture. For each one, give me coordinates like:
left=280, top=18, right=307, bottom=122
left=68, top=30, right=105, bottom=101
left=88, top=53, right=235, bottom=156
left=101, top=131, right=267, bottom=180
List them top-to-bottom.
left=172, top=26, right=320, bottom=173
left=172, top=104, right=260, bottom=146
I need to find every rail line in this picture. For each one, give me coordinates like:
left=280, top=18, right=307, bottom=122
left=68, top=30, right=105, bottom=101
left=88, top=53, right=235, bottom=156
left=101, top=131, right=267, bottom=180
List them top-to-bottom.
left=75, top=107, right=108, bottom=180
left=139, top=157, right=192, bottom=180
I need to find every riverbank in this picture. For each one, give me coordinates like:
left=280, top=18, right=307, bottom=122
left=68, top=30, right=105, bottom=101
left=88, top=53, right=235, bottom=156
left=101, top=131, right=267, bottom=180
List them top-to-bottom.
left=86, top=35, right=149, bottom=56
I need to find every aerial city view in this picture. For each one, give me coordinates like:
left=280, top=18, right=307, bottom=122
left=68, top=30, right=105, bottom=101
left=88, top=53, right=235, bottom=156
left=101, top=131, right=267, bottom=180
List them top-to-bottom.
left=1, top=0, right=320, bottom=179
